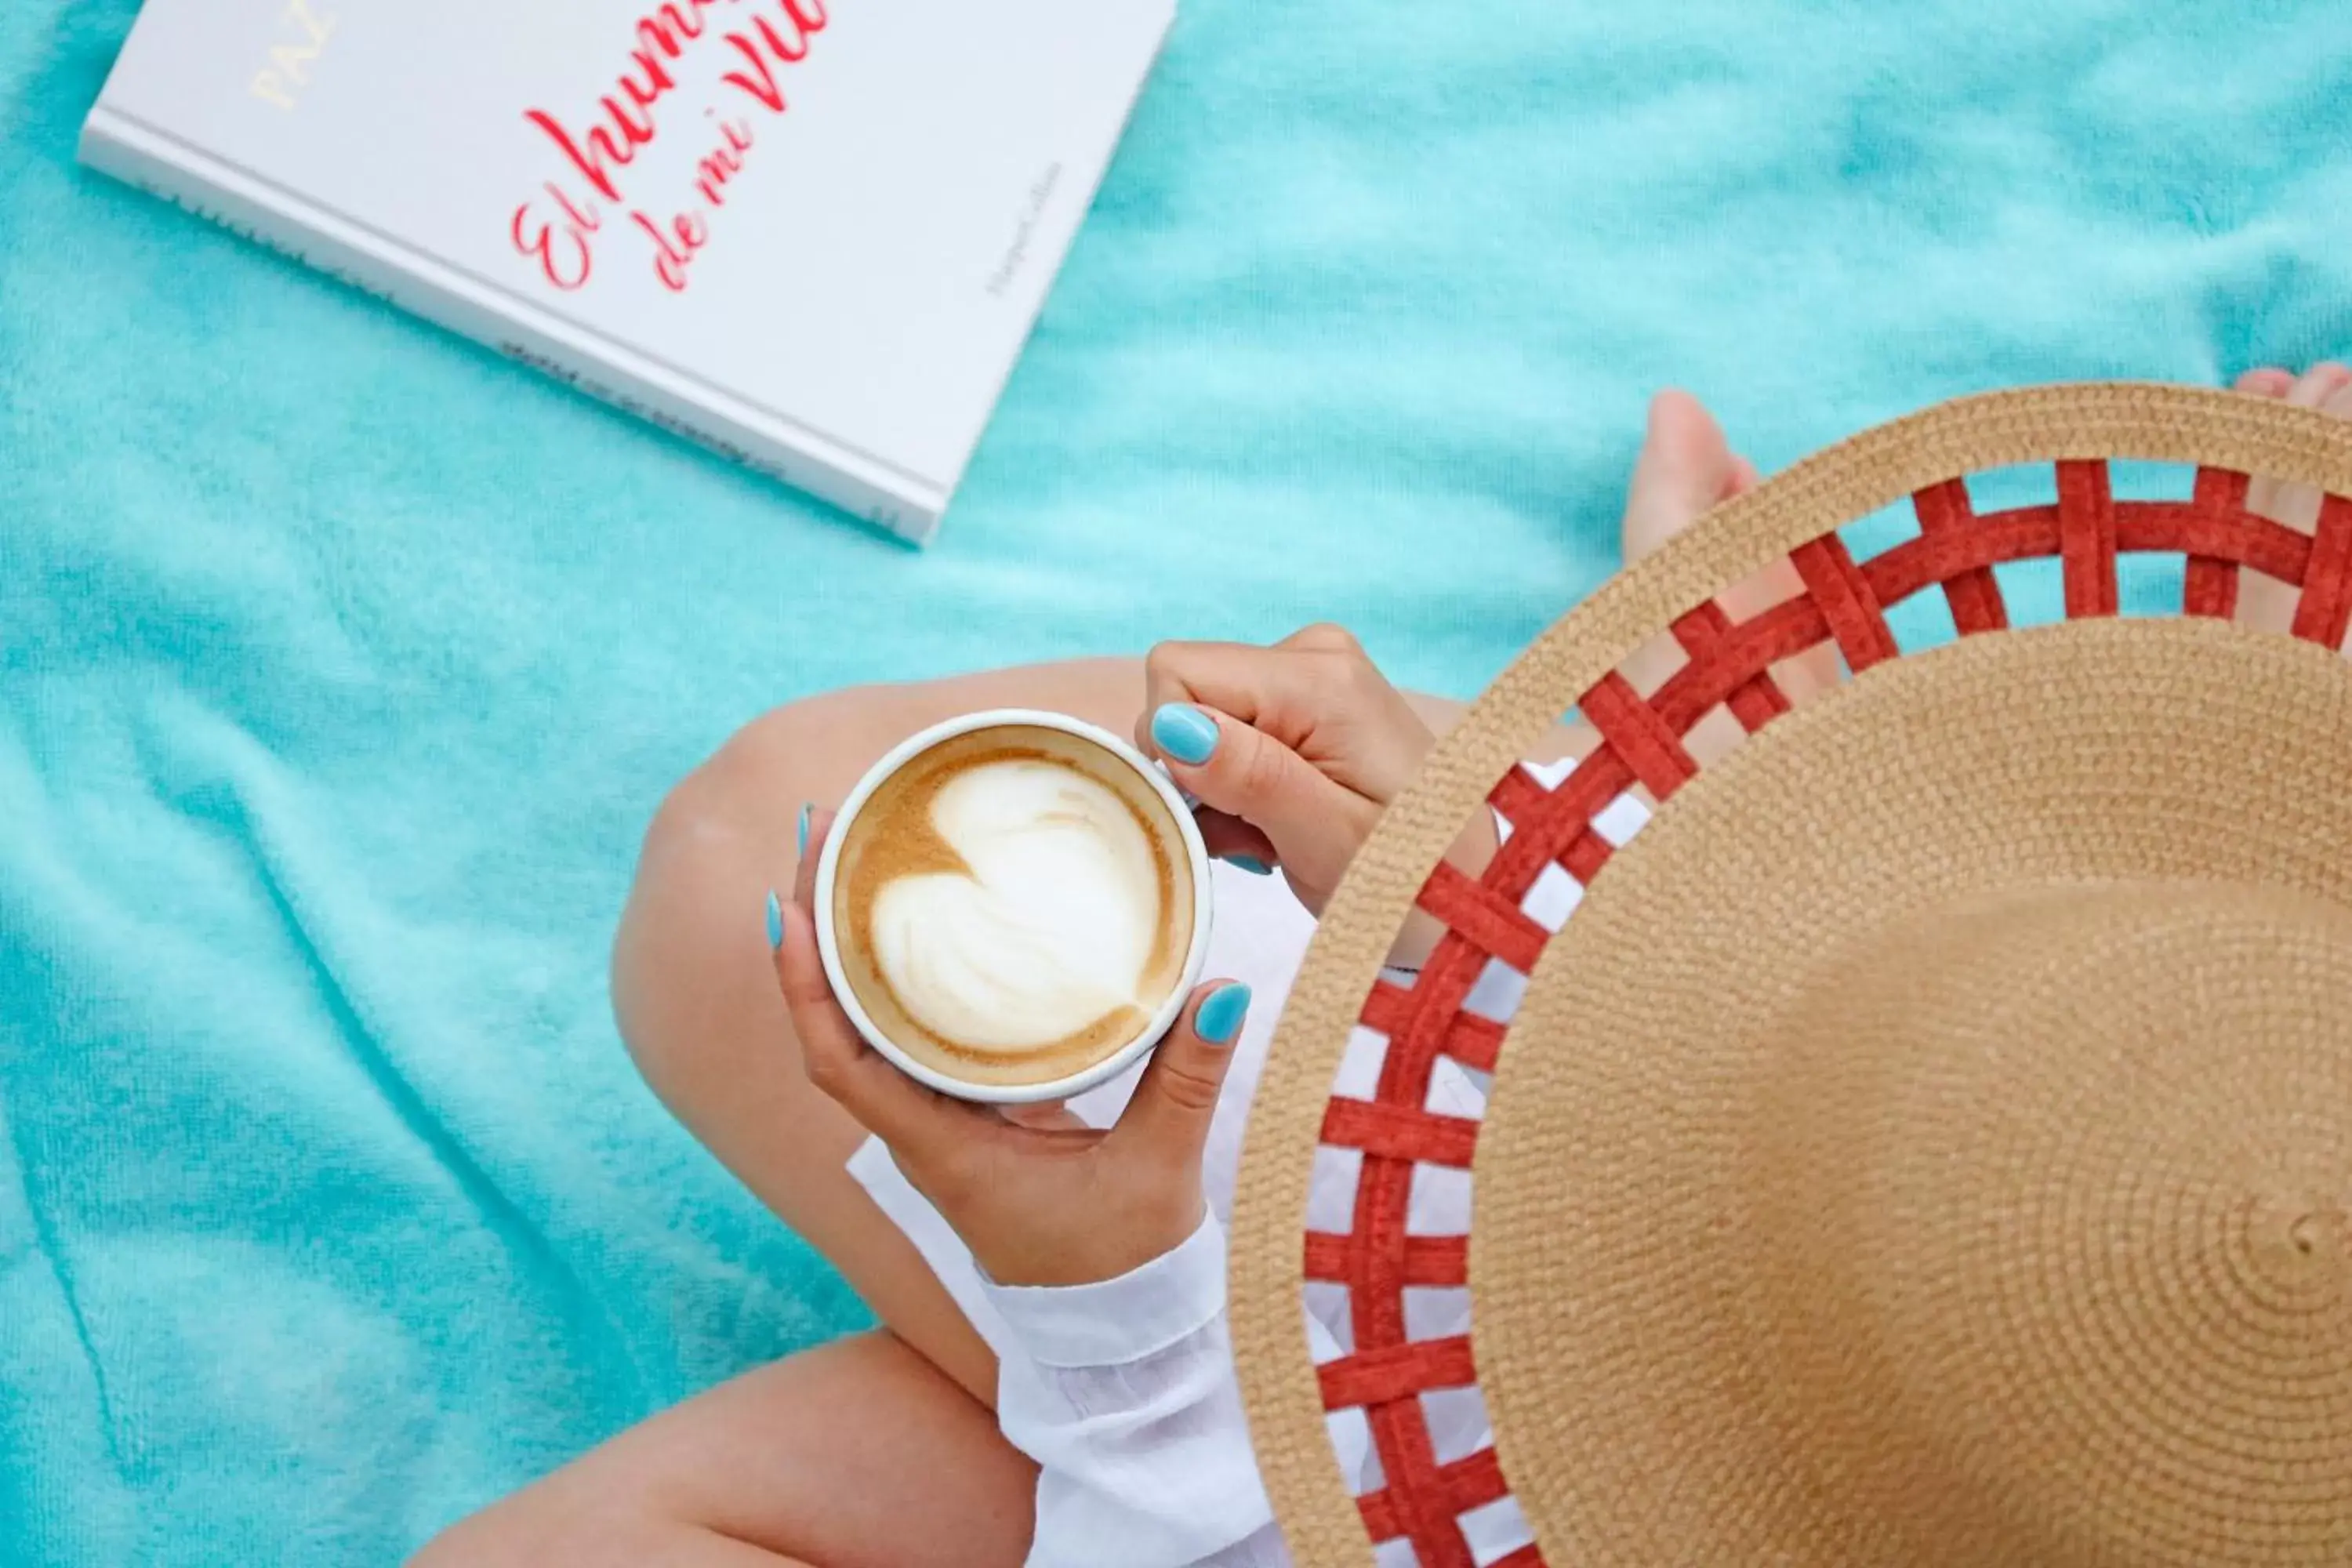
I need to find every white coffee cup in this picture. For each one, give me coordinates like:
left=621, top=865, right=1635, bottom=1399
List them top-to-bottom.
left=813, top=708, right=1215, bottom=1105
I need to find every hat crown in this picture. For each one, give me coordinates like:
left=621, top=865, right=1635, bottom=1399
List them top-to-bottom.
left=1468, top=618, right=2352, bottom=1566
left=1751, top=880, right=2352, bottom=1560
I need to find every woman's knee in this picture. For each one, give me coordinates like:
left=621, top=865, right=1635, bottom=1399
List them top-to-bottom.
left=608, top=665, right=1134, bottom=1122
left=609, top=686, right=944, bottom=1144
left=615, top=703, right=818, bottom=1103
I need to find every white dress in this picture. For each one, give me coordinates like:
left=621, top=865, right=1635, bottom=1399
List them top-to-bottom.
left=847, top=758, right=1649, bottom=1566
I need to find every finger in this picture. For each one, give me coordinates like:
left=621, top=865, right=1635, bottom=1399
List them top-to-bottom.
left=2290, top=362, right=2352, bottom=405
left=2235, top=367, right=2294, bottom=398
left=1277, top=622, right=1361, bottom=655
left=1142, top=628, right=1380, bottom=738
left=1140, top=640, right=1339, bottom=740
left=1142, top=642, right=1427, bottom=797
left=1150, top=702, right=1377, bottom=859
left=793, top=805, right=839, bottom=909
left=1192, top=806, right=1279, bottom=873
left=771, top=897, right=996, bottom=1163
left=1110, top=982, right=1251, bottom=1163
left=997, top=1100, right=1091, bottom=1132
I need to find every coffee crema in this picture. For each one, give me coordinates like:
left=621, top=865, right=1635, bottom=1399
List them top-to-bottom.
left=830, top=725, right=1195, bottom=1088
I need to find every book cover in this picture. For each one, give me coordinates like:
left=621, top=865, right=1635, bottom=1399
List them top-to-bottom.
left=80, top=0, right=1176, bottom=543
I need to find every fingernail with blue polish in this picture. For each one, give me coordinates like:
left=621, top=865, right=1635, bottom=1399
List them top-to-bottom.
left=1151, top=702, right=1220, bottom=766
left=796, top=803, right=812, bottom=857
left=1222, top=855, right=1272, bottom=876
left=764, top=890, right=785, bottom=950
left=1196, top=982, right=1253, bottom=1047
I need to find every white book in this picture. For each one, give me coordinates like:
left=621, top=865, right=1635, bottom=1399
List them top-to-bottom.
left=80, top=0, right=1175, bottom=543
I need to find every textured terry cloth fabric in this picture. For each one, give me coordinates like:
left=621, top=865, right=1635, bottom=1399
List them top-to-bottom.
left=2, top=0, right=2350, bottom=1561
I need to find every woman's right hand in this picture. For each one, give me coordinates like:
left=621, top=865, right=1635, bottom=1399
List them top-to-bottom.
left=1136, top=624, right=1491, bottom=920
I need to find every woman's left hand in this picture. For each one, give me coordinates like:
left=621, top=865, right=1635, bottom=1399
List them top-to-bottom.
left=771, top=810, right=1253, bottom=1289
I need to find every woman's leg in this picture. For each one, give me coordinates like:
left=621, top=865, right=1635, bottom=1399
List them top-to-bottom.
left=2234, top=364, right=2352, bottom=642
left=1614, top=390, right=1842, bottom=758
left=420, top=394, right=1807, bottom=1564
left=616, top=644, right=1562, bottom=1376
left=420, top=652, right=1514, bottom=1566
left=421, top=654, right=1504, bottom=1567
left=608, top=656, right=1295, bottom=1403
left=417, top=662, right=1163, bottom=1566
left=412, top=1331, right=1037, bottom=1568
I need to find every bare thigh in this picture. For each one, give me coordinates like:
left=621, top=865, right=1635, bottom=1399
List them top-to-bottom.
left=419, top=658, right=1486, bottom=1564
left=612, top=659, right=1182, bottom=1399
left=412, top=1332, right=1036, bottom=1568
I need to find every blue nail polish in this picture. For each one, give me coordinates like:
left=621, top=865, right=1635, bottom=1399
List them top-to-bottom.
left=1151, top=702, right=1220, bottom=766
left=796, top=803, right=812, bottom=857
left=1222, top=855, right=1272, bottom=876
left=765, top=890, right=785, bottom=950
left=1196, top=982, right=1253, bottom=1046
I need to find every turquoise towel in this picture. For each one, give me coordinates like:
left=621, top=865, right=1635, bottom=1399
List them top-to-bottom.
left=4, top=0, right=2349, bottom=1560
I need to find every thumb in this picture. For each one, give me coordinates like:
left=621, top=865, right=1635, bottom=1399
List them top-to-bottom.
left=1150, top=703, right=1374, bottom=873
left=1112, top=982, right=1253, bottom=1162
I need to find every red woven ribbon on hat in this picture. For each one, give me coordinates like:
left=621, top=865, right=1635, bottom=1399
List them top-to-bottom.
left=1303, top=459, right=2352, bottom=1568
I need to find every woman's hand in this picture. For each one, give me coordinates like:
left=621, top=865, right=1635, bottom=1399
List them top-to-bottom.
left=1136, top=624, right=1494, bottom=924
left=772, top=811, right=1252, bottom=1289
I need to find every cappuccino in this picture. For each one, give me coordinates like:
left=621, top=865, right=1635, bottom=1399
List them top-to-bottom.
left=827, top=723, right=1198, bottom=1091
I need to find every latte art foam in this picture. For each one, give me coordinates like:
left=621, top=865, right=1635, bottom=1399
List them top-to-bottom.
left=829, top=725, right=1196, bottom=1089
left=869, top=759, right=1167, bottom=1052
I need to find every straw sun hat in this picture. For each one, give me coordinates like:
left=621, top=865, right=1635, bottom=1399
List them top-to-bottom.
left=1228, top=383, right=2352, bottom=1566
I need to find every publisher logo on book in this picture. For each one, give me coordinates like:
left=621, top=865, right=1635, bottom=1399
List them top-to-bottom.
left=511, top=0, right=828, bottom=296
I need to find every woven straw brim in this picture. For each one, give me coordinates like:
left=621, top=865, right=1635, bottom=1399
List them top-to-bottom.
left=1229, top=383, right=2352, bottom=1566
left=1483, top=619, right=2352, bottom=1561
